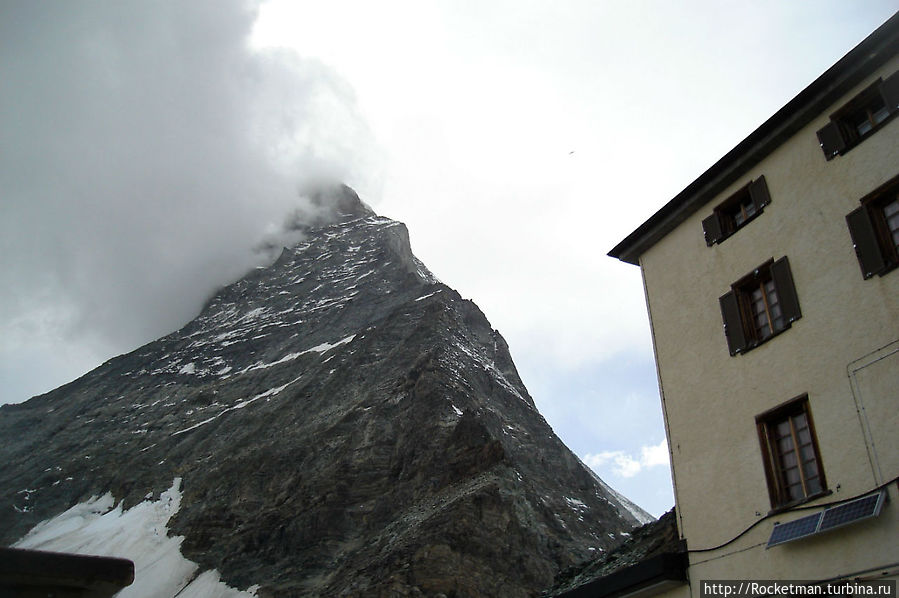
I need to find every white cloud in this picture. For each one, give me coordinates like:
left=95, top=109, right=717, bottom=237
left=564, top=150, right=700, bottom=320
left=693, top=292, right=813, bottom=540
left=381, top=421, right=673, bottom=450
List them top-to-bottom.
left=0, top=0, right=380, bottom=404
left=3, top=0, right=894, bottom=517
left=583, top=438, right=669, bottom=479
left=640, top=438, right=670, bottom=468
left=584, top=451, right=642, bottom=478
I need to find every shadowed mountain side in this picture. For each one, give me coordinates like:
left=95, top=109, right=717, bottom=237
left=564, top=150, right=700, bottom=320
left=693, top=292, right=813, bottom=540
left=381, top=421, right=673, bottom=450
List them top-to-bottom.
left=1, top=190, right=650, bottom=597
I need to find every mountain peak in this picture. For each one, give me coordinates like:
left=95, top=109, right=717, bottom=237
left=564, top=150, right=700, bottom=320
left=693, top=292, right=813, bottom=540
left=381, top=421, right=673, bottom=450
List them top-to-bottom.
left=255, top=182, right=375, bottom=259
left=300, top=182, right=375, bottom=225
left=1, top=200, right=648, bottom=597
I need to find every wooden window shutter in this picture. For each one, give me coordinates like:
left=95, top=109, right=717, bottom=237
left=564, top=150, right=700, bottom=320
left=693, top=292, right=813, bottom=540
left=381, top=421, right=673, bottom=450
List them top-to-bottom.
left=879, top=71, right=899, bottom=114
left=816, top=121, right=845, bottom=160
left=749, top=175, right=771, bottom=211
left=846, top=206, right=887, bottom=279
left=702, top=213, right=724, bottom=246
left=771, top=257, right=801, bottom=324
left=719, top=290, right=747, bottom=355
left=757, top=420, right=784, bottom=506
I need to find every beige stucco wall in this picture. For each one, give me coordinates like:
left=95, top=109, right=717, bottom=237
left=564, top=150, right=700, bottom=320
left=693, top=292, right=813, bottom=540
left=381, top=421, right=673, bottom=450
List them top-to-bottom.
left=639, top=54, right=899, bottom=586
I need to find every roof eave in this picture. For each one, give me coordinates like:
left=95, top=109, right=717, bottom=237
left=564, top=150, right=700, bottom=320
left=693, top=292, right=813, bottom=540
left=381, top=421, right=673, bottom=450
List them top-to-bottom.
left=608, top=10, right=899, bottom=266
left=0, top=547, right=135, bottom=598
left=556, top=551, right=688, bottom=598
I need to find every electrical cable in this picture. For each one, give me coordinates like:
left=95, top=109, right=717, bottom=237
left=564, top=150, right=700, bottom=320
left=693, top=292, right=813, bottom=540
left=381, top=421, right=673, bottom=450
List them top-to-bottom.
left=686, top=474, right=898, bottom=554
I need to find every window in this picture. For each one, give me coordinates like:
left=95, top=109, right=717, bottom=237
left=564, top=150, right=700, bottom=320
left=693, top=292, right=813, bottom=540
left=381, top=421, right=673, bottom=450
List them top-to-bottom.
left=816, top=71, right=899, bottom=160
left=846, top=173, right=899, bottom=278
left=703, top=176, right=771, bottom=246
left=719, top=257, right=801, bottom=356
left=757, top=396, right=827, bottom=509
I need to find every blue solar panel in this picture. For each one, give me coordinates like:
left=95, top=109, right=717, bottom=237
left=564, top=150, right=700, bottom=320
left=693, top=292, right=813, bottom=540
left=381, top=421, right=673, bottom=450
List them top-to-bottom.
left=766, top=490, right=888, bottom=548
left=818, top=490, right=885, bottom=532
left=767, top=512, right=822, bottom=547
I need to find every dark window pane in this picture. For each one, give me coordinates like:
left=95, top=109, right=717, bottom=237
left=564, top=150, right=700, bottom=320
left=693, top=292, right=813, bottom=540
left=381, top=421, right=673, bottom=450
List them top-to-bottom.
left=848, top=92, right=888, bottom=137
left=856, top=118, right=873, bottom=136
left=738, top=197, right=757, bottom=224
left=884, top=198, right=899, bottom=250
left=765, top=281, right=783, bottom=331
left=750, top=284, right=772, bottom=339
left=759, top=397, right=826, bottom=508
left=776, top=421, right=791, bottom=438
left=800, top=444, right=816, bottom=463
left=782, top=452, right=798, bottom=470
left=802, top=461, right=819, bottom=484
left=806, top=477, right=822, bottom=495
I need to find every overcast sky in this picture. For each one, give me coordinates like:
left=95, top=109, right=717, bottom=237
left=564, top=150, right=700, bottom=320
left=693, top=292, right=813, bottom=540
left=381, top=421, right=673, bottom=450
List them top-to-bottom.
left=2, top=1, right=896, bottom=518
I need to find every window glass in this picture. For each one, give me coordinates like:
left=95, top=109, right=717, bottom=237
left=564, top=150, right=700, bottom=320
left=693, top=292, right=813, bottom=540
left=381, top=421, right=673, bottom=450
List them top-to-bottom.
left=817, top=72, right=898, bottom=159
left=703, top=176, right=770, bottom=246
left=884, top=198, right=899, bottom=249
left=719, top=257, right=800, bottom=355
left=758, top=396, right=826, bottom=509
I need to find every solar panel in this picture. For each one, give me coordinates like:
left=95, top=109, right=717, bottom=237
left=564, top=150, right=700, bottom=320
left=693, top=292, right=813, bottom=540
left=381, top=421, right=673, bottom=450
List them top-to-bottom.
left=766, top=489, right=888, bottom=548
left=818, top=490, right=886, bottom=532
left=767, top=512, right=822, bottom=547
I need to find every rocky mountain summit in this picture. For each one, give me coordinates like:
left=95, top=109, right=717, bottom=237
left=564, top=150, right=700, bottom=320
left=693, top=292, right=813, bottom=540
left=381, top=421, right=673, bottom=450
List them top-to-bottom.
left=1, top=186, right=650, bottom=597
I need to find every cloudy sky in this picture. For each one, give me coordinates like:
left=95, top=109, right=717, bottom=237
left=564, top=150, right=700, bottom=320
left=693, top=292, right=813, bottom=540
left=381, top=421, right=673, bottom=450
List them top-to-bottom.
left=2, top=1, right=896, bottom=517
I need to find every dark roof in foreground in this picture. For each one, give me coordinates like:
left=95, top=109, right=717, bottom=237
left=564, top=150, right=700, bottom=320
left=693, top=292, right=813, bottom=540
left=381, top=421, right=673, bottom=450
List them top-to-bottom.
left=609, top=11, right=899, bottom=265
left=544, top=509, right=686, bottom=598
left=0, top=547, right=134, bottom=598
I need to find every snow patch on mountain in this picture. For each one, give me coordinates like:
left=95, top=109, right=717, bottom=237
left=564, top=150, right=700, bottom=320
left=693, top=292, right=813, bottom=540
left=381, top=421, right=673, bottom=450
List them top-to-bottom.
left=236, top=334, right=356, bottom=375
left=306, top=334, right=356, bottom=354
left=171, top=374, right=303, bottom=436
left=14, top=478, right=257, bottom=598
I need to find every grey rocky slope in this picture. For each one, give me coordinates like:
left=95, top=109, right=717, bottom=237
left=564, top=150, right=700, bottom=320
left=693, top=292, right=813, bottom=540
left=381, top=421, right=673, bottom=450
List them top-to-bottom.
left=0, top=186, right=650, bottom=597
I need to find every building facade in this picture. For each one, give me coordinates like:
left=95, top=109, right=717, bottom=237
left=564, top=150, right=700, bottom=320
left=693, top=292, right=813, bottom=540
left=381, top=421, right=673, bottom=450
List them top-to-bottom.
left=609, top=12, right=899, bottom=593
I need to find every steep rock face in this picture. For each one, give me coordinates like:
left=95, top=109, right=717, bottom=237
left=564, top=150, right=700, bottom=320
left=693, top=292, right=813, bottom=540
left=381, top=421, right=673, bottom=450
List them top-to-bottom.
left=0, top=190, right=649, bottom=597
left=544, top=509, right=682, bottom=596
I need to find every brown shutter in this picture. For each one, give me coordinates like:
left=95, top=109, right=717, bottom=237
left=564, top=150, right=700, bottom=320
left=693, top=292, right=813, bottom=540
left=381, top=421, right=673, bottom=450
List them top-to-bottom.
left=879, top=71, right=899, bottom=113
left=816, top=121, right=845, bottom=160
left=749, top=175, right=771, bottom=211
left=846, top=206, right=887, bottom=279
left=702, top=213, right=724, bottom=246
left=771, top=256, right=801, bottom=325
left=719, top=290, right=747, bottom=356
left=757, top=420, right=784, bottom=507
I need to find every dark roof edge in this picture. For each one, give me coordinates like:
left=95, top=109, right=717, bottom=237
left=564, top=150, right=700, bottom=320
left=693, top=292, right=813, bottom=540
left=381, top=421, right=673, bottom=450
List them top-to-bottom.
left=609, top=10, right=899, bottom=265
left=0, top=547, right=134, bottom=595
left=556, top=551, right=688, bottom=598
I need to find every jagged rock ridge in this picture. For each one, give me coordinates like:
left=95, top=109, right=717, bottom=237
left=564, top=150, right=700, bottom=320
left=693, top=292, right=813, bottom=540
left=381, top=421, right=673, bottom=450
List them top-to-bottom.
left=0, top=186, right=650, bottom=597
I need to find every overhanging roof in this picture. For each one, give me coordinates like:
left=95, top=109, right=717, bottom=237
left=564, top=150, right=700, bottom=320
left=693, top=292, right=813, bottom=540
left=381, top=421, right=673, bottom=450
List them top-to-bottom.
left=609, top=11, right=899, bottom=265
left=545, top=509, right=685, bottom=598
left=0, top=547, right=134, bottom=598
left=556, top=551, right=688, bottom=598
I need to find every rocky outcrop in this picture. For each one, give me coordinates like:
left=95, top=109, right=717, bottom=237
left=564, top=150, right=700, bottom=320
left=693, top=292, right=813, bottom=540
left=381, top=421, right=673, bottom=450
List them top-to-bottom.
left=1, top=190, right=650, bottom=597
left=544, top=509, right=682, bottom=596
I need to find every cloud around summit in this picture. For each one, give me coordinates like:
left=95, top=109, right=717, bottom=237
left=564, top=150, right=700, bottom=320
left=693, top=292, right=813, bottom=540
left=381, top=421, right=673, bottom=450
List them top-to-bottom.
left=0, top=0, right=380, bottom=401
